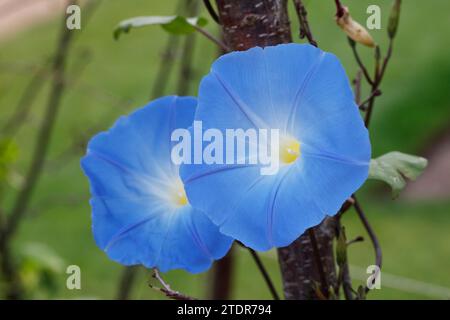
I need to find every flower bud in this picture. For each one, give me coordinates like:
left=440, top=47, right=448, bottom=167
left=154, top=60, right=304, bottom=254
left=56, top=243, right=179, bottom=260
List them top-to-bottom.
left=388, top=0, right=402, bottom=39
left=336, top=6, right=376, bottom=48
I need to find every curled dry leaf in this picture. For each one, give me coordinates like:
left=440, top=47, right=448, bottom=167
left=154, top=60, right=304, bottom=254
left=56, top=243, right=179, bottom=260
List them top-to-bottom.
left=336, top=6, right=376, bottom=48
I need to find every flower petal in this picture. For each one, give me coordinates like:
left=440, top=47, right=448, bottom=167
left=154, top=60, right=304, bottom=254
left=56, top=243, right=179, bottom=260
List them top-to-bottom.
left=183, top=44, right=370, bottom=250
left=197, top=44, right=325, bottom=132
left=290, top=51, right=371, bottom=164
left=81, top=96, right=232, bottom=272
left=297, top=150, right=369, bottom=216
left=181, top=163, right=274, bottom=250
left=91, top=197, right=231, bottom=273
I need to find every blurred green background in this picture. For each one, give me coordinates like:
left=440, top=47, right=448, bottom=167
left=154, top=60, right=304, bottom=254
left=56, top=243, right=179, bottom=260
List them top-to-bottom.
left=0, top=0, right=449, bottom=299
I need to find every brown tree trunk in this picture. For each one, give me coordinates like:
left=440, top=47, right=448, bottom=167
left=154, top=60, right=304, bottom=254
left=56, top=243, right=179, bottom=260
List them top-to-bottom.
left=214, top=0, right=337, bottom=299
left=277, top=218, right=337, bottom=299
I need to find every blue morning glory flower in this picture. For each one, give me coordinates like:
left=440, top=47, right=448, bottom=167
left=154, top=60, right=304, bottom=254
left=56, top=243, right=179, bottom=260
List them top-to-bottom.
left=180, top=44, right=371, bottom=251
left=81, top=96, right=232, bottom=273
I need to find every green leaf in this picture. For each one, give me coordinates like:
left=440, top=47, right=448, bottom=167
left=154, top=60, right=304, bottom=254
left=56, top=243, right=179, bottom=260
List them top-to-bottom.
left=114, top=15, right=208, bottom=40
left=368, top=151, right=428, bottom=197
left=19, top=243, right=65, bottom=297
left=20, top=243, right=65, bottom=274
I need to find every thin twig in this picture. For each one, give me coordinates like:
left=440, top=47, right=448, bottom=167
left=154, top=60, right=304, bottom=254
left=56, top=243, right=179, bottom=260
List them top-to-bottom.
left=203, top=0, right=220, bottom=24
left=293, top=0, right=318, bottom=47
left=334, top=0, right=345, bottom=18
left=193, top=25, right=230, bottom=52
left=349, top=39, right=374, bottom=86
left=379, top=39, right=393, bottom=82
left=363, top=40, right=395, bottom=127
left=363, top=46, right=382, bottom=119
left=374, top=46, right=381, bottom=82
left=353, top=69, right=362, bottom=105
left=363, top=87, right=376, bottom=127
left=359, top=89, right=381, bottom=110
left=352, top=196, right=382, bottom=293
left=336, top=197, right=354, bottom=219
left=334, top=219, right=354, bottom=300
left=308, top=228, right=329, bottom=297
left=347, top=236, right=364, bottom=246
left=235, top=241, right=280, bottom=300
left=248, top=248, right=280, bottom=300
left=341, top=260, right=354, bottom=299
left=116, top=266, right=140, bottom=300
left=151, top=269, right=197, bottom=300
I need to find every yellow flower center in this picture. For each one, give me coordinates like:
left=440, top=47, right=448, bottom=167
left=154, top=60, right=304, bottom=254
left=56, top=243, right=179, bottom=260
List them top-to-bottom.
left=279, top=137, right=301, bottom=164
left=171, top=180, right=189, bottom=207
left=176, top=189, right=188, bottom=206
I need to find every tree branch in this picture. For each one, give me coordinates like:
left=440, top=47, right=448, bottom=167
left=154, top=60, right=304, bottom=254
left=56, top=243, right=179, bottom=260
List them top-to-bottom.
left=203, top=0, right=220, bottom=24
left=293, top=0, right=318, bottom=47
left=334, top=0, right=345, bottom=18
left=192, top=25, right=230, bottom=52
left=348, top=38, right=374, bottom=86
left=379, top=39, right=394, bottom=82
left=364, top=40, right=395, bottom=126
left=353, top=69, right=362, bottom=105
left=359, top=89, right=381, bottom=110
left=352, top=196, right=382, bottom=293
left=334, top=220, right=354, bottom=300
left=235, top=241, right=279, bottom=300
left=248, top=247, right=280, bottom=300
left=116, top=266, right=140, bottom=300
left=150, top=269, right=197, bottom=300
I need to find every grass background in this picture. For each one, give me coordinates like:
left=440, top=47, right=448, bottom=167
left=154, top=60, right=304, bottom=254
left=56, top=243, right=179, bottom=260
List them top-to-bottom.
left=0, top=0, right=449, bottom=299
